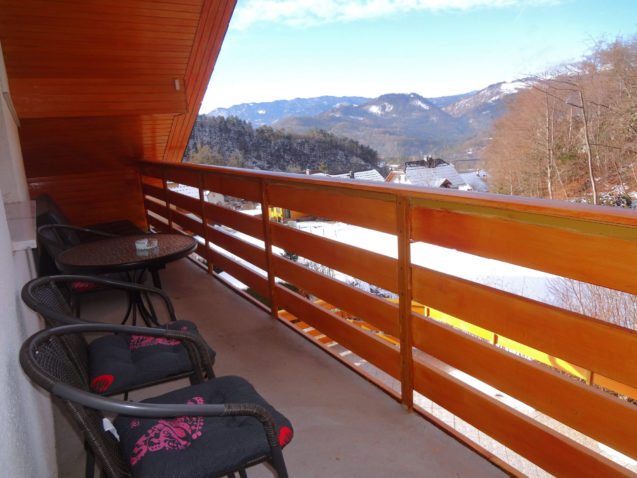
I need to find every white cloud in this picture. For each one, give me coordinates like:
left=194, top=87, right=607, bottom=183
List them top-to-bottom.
left=232, top=0, right=561, bottom=30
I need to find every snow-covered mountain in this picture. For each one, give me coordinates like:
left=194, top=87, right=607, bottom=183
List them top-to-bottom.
left=203, top=80, right=530, bottom=159
left=443, top=80, right=528, bottom=132
left=276, top=92, right=467, bottom=158
left=207, top=96, right=369, bottom=127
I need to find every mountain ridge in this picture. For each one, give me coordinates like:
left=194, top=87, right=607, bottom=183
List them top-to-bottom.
left=203, top=80, right=529, bottom=160
left=207, top=95, right=370, bottom=127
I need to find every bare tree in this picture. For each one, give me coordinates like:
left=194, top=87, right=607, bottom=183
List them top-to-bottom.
left=483, top=36, right=637, bottom=204
left=548, top=277, right=637, bottom=331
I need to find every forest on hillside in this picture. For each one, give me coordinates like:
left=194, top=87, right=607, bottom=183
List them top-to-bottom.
left=483, top=37, right=637, bottom=207
left=184, top=115, right=382, bottom=175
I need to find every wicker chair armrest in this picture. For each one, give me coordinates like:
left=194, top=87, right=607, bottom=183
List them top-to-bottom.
left=38, top=223, right=118, bottom=239
left=22, top=275, right=178, bottom=324
left=24, top=322, right=213, bottom=379
left=160, top=327, right=215, bottom=380
left=49, top=382, right=280, bottom=448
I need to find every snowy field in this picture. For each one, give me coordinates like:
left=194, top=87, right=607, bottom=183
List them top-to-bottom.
left=208, top=215, right=556, bottom=303
left=294, top=220, right=555, bottom=303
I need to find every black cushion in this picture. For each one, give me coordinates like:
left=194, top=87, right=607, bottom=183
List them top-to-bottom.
left=88, top=320, right=215, bottom=395
left=113, top=376, right=293, bottom=478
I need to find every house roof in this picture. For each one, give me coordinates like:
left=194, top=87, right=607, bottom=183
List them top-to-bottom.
left=1, top=0, right=236, bottom=179
left=404, top=164, right=468, bottom=189
left=332, top=169, right=385, bottom=182
left=460, top=172, right=490, bottom=192
left=169, top=183, right=206, bottom=200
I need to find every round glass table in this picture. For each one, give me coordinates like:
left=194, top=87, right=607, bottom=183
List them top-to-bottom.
left=56, top=233, right=198, bottom=325
left=56, top=233, right=197, bottom=275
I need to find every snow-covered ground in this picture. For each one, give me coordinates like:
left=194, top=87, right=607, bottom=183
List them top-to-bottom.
left=205, top=214, right=555, bottom=303
left=295, top=220, right=554, bottom=303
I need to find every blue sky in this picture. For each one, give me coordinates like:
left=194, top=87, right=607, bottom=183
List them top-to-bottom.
left=200, top=0, right=637, bottom=112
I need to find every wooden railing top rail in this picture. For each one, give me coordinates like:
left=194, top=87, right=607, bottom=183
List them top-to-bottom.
left=140, top=160, right=637, bottom=230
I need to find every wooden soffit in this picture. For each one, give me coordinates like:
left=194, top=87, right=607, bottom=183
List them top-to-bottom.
left=0, top=0, right=236, bottom=176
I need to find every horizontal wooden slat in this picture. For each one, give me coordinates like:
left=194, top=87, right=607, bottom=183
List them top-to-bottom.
left=2, top=2, right=202, bottom=22
left=1, top=21, right=198, bottom=43
left=3, top=25, right=197, bottom=44
left=0, top=26, right=194, bottom=48
left=3, top=33, right=196, bottom=50
left=12, top=78, right=187, bottom=118
left=20, top=116, right=173, bottom=174
left=141, top=163, right=165, bottom=181
left=162, top=167, right=201, bottom=188
left=28, top=169, right=146, bottom=228
left=202, top=172, right=262, bottom=202
left=142, top=183, right=165, bottom=201
left=267, top=183, right=397, bottom=234
left=166, top=189, right=201, bottom=216
left=410, top=192, right=637, bottom=235
left=144, top=198, right=168, bottom=220
left=203, top=202, right=264, bottom=240
left=411, top=206, right=637, bottom=295
left=171, top=209, right=204, bottom=237
left=146, top=214, right=168, bottom=233
left=270, top=222, right=398, bottom=293
left=207, top=225, right=267, bottom=270
left=209, top=249, right=268, bottom=298
left=272, top=255, right=399, bottom=337
left=412, top=265, right=637, bottom=389
left=276, top=285, right=401, bottom=379
left=419, top=304, right=637, bottom=400
left=412, top=314, right=637, bottom=460
left=413, top=359, right=632, bottom=478
left=594, top=375, right=637, bottom=401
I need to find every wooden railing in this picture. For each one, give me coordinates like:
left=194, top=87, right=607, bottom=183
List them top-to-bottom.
left=139, top=160, right=637, bottom=478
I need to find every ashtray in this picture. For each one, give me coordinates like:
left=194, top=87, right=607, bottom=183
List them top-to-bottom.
left=135, top=238, right=158, bottom=251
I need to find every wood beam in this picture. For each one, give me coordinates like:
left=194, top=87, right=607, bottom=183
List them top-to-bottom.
left=11, top=77, right=186, bottom=118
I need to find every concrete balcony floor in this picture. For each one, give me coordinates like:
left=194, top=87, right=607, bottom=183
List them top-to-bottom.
left=53, top=258, right=509, bottom=477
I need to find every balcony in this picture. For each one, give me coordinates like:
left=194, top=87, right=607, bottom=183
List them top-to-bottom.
left=0, top=1, right=636, bottom=476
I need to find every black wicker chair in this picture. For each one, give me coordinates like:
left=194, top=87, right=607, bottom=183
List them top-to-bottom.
left=35, top=192, right=147, bottom=278
left=35, top=193, right=164, bottom=295
left=21, top=275, right=216, bottom=396
left=20, top=324, right=293, bottom=478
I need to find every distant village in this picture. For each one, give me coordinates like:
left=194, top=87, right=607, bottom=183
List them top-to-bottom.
left=170, top=155, right=489, bottom=221
left=302, top=156, right=488, bottom=192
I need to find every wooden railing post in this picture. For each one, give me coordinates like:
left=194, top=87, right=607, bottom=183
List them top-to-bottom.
left=136, top=164, right=149, bottom=230
left=161, top=169, right=173, bottom=232
left=198, top=172, right=214, bottom=275
left=260, top=179, right=279, bottom=318
left=397, top=195, right=414, bottom=410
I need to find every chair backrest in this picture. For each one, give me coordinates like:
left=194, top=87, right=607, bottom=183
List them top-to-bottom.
left=36, top=193, right=73, bottom=227
left=35, top=194, right=82, bottom=275
left=37, top=224, right=81, bottom=258
left=23, top=276, right=74, bottom=321
left=21, top=277, right=90, bottom=378
left=20, top=329, right=131, bottom=477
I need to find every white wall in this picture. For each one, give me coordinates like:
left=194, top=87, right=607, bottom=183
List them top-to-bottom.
left=0, top=43, right=28, bottom=204
left=0, top=48, right=58, bottom=476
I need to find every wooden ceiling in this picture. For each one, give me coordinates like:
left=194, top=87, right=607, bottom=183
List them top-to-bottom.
left=0, top=0, right=236, bottom=178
